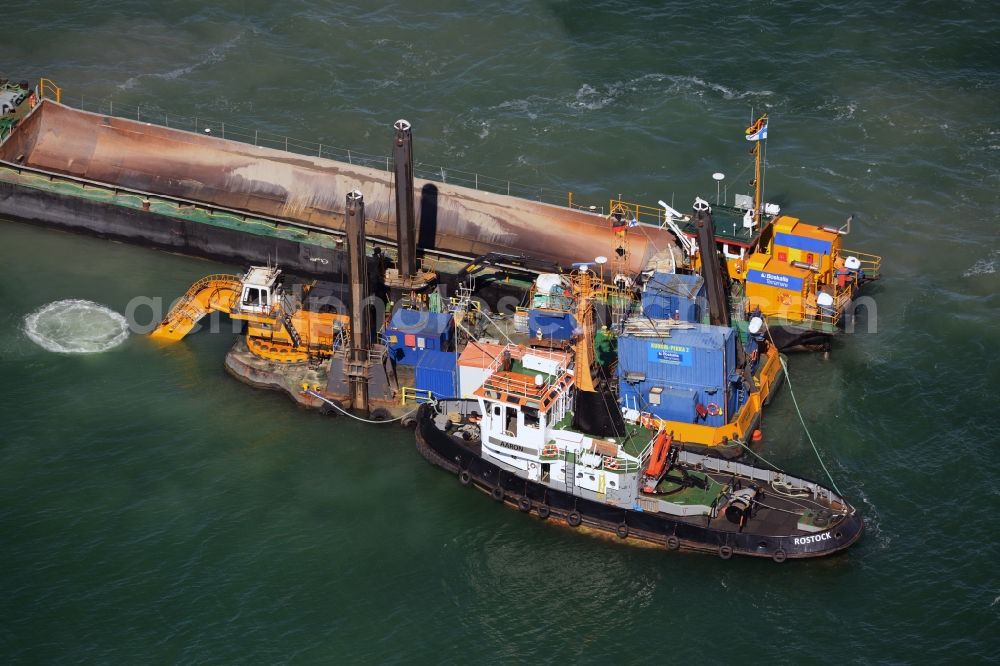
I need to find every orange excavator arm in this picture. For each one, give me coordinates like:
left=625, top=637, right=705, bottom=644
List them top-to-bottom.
left=149, top=274, right=242, bottom=341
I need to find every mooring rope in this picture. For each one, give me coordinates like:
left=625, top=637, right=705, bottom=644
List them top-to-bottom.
left=763, top=323, right=844, bottom=496
left=305, top=389, right=415, bottom=424
left=734, top=438, right=783, bottom=472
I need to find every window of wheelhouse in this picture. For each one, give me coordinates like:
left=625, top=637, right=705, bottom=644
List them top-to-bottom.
left=505, top=406, right=518, bottom=435
left=523, top=406, right=540, bottom=429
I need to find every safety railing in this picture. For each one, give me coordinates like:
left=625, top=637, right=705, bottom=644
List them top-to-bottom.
left=39, top=78, right=61, bottom=103
left=43, top=90, right=593, bottom=209
left=567, top=192, right=605, bottom=215
left=608, top=199, right=677, bottom=227
left=843, top=249, right=882, bottom=281
left=483, top=371, right=546, bottom=398
left=401, top=387, right=435, bottom=405
left=638, top=436, right=656, bottom=472
left=597, top=454, right=642, bottom=474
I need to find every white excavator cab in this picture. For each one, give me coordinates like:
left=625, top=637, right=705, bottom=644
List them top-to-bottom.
left=238, top=266, right=281, bottom=315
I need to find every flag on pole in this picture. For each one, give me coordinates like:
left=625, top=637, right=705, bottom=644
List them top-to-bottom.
left=745, top=115, right=768, bottom=142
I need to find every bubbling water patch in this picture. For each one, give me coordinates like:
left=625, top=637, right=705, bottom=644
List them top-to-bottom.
left=24, top=300, right=130, bottom=353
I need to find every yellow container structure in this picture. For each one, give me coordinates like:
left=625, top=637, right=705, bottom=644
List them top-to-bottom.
left=770, top=216, right=841, bottom=276
left=744, top=254, right=815, bottom=321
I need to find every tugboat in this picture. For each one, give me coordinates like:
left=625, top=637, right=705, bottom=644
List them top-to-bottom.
left=414, top=203, right=862, bottom=560
left=413, top=345, right=863, bottom=560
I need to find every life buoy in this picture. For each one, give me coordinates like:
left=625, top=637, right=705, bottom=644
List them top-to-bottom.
left=706, top=402, right=722, bottom=417
left=541, top=443, right=559, bottom=457
left=603, top=456, right=620, bottom=470
left=458, top=470, right=471, bottom=486
left=491, top=486, right=504, bottom=502
left=518, top=496, right=532, bottom=512
left=566, top=511, right=582, bottom=527
left=616, top=523, right=629, bottom=539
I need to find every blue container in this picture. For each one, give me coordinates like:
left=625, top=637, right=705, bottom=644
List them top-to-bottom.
left=641, top=272, right=706, bottom=323
left=385, top=310, right=454, bottom=366
left=527, top=310, right=577, bottom=341
left=617, top=323, right=736, bottom=394
left=414, top=350, right=458, bottom=399
left=619, top=380, right=727, bottom=426
left=620, top=384, right=700, bottom=423
left=653, top=386, right=700, bottom=423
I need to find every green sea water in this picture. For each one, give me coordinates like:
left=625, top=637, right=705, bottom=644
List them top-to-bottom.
left=2, top=1, right=998, bottom=662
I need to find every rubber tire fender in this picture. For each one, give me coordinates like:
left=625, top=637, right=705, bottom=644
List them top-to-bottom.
left=370, top=408, right=391, bottom=422
left=400, top=415, right=417, bottom=429
left=458, top=470, right=472, bottom=486
left=491, top=486, right=505, bottom=502
left=518, top=496, right=532, bottom=512
left=537, top=504, right=551, bottom=520
left=566, top=511, right=582, bottom=527
left=616, top=523, right=629, bottom=539
left=665, top=535, right=680, bottom=550
left=719, top=545, right=734, bottom=560
left=773, top=549, right=787, bottom=563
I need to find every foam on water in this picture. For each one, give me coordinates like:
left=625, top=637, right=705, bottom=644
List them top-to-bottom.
left=118, top=29, right=249, bottom=91
left=963, top=249, right=998, bottom=277
left=23, top=300, right=130, bottom=353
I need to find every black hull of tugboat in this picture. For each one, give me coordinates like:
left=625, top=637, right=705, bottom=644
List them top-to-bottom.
left=766, top=323, right=833, bottom=353
left=414, top=405, right=863, bottom=561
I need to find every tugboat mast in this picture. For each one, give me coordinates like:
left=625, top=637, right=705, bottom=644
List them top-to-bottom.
left=746, top=113, right=768, bottom=225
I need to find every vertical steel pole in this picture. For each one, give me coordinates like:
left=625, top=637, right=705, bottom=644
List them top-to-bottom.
left=392, top=119, right=417, bottom=279
left=346, top=190, right=370, bottom=413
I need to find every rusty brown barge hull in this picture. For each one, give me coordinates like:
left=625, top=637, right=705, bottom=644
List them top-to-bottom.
left=0, top=101, right=677, bottom=276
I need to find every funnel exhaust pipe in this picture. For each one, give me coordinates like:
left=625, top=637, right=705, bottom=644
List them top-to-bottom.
left=393, top=119, right=416, bottom=278
left=346, top=189, right=369, bottom=412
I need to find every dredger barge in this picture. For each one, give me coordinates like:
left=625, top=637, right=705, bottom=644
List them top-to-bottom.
left=1, top=79, right=880, bottom=352
left=0, top=92, right=675, bottom=278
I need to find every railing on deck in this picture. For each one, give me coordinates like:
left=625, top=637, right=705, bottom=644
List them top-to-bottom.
left=39, top=78, right=61, bottom=103
left=40, top=90, right=607, bottom=210
left=607, top=199, right=685, bottom=228
left=843, top=249, right=882, bottom=280
left=401, top=387, right=435, bottom=405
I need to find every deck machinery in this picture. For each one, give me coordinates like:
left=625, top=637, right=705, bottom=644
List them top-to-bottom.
left=149, top=266, right=349, bottom=363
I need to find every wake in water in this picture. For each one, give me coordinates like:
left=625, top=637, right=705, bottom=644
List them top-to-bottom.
left=118, top=29, right=250, bottom=91
left=568, top=74, right=776, bottom=111
left=963, top=249, right=998, bottom=277
left=23, top=300, right=130, bottom=353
